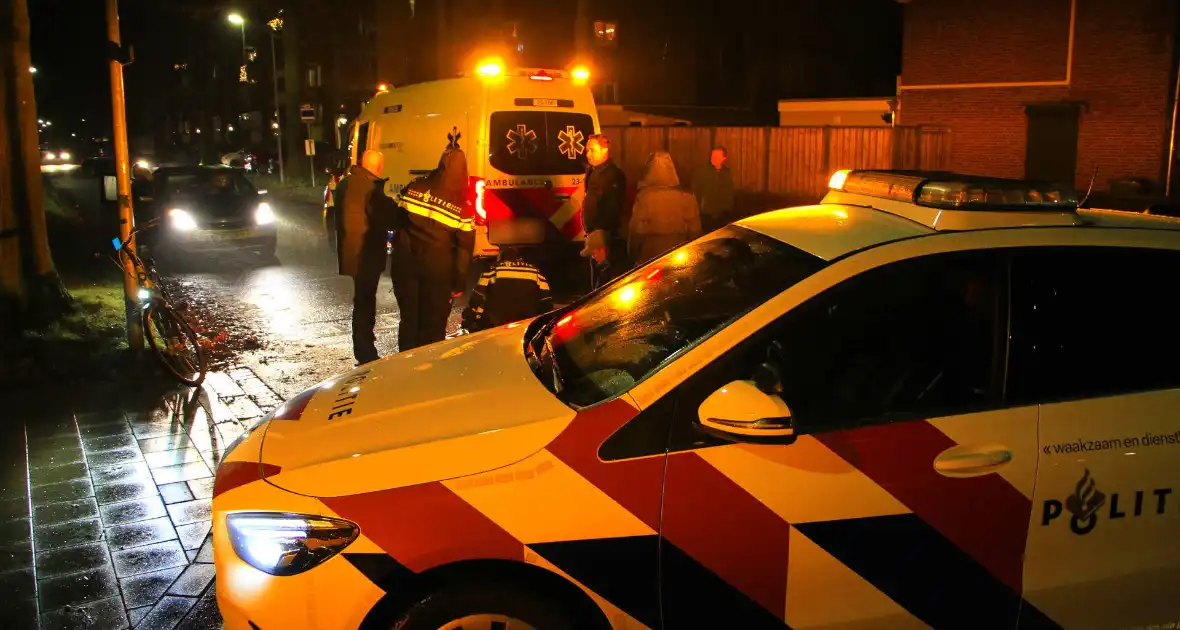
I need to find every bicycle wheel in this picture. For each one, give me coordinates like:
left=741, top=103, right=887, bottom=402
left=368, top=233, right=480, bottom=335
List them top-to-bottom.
left=143, top=303, right=207, bottom=386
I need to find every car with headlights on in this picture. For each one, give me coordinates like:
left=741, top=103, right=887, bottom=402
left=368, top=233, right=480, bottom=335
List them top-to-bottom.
left=143, top=166, right=277, bottom=258
left=213, top=170, right=1180, bottom=630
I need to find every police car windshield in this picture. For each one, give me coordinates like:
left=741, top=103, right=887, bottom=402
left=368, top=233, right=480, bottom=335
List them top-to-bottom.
left=488, top=111, right=594, bottom=176
left=528, top=226, right=826, bottom=408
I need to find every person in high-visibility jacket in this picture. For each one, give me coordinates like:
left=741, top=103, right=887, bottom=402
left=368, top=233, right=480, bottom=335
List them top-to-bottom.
left=394, top=148, right=475, bottom=351
left=462, top=247, right=554, bottom=332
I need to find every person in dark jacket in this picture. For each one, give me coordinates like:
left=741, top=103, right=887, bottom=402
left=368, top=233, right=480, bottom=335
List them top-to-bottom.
left=580, top=134, right=627, bottom=288
left=692, top=146, right=736, bottom=232
left=394, top=148, right=475, bottom=351
left=335, top=150, right=400, bottom=365
left=629, top=151, right=702, bottom=265
left=461, top=247, right=553, bottom=332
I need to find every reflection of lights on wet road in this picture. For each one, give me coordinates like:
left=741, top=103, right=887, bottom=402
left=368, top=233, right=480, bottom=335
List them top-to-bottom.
left=244, top=267, right=305, bottom=336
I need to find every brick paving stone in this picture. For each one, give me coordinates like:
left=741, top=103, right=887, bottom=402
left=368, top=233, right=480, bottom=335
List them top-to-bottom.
left=203, top=372, right=245, bottom=397
left=75, top=411, right=126, bottom=425
left=77, top=422, right=132, bottom=440
left=131, top=422, right=187, bottom=441
left=82, top=434, right=139, bottom=453
left=138, top=435, right=192, bottom=454
left=27, top=446, right=85, bottom=471
left=85, top=447, right=145, bottom=469
left=144, top=449, right=205, bottom=470
left=28, top=462, right=90, bottom=489
left=90, top=462, right=153, bottom=487
left=150, top=463, right=211, bottom=486
left=31, top=479, right=93, bottom=506
left=186, top=479, right=213, bottom=501
left=94, top=480, right=157, bottom=505
left=158, top=483, right=195, bottom=505
left=100, top=496, right=168, bottom=527
left=0, top=497, right=30, bottom=522
left=33, top=498, right=100, bottom=527
left=166, top=500, right=211, bottom=527
left=1, top=516, right=33, bottom=545
left=105, top=516, right=178, bottom=551
left=34, top=518, right=104, bottom=551
left=175, top=522, right=211, bottom=551
left=194, top=537, right=213, bottom=564
left=0, top=540, right=34, bottom=572
left=112, top=540, right=187, bottom=578
left=35, top=542, right=110, bottom=580
left=184, top=549, right=198, bottom=563
left=167, top=563, right=215, bottom=597
left=37, top=564, right=120, bottom=612
left=119, top=566, right=185, bottom=609
left=0, top=567, right=37, bottom=601
left=177, top=588, right=222, bottom=630
left=40, top=595, right=129, bottom=630
left=136, top=595, right=197, bottom=630
left=4, top=598, right=38, bottom=630
left=129, top=606, right=152, bottom=627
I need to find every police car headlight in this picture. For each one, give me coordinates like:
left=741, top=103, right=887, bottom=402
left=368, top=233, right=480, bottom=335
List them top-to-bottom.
left=254, top=202, right=275, bottom=225
left=227, top=512, right=359, bottom=576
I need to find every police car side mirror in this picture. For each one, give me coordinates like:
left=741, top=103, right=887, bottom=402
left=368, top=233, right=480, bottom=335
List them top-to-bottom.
left=697, top=380, right=796, bottom=444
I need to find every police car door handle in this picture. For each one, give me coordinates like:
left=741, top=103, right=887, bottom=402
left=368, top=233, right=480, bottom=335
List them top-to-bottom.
left=933, top=445, right=1013, bottom=478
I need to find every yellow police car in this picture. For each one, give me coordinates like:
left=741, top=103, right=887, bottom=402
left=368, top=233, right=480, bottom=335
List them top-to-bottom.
left=213, top=170, right=1180, bottom=630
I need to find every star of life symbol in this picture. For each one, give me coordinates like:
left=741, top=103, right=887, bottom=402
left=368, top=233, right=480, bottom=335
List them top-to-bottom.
left=506, top=124, right=538, bottom=159
left=557, top=126, right=585, bottom=159
left=447, top=127, right=461, bottom=150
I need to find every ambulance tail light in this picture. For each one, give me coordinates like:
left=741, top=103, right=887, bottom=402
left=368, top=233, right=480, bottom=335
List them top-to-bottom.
left=529, top=71, right=554, bottom=81
left=471, top=176, right=488, bottom=226
left=227, top=512, right=359, bottom=576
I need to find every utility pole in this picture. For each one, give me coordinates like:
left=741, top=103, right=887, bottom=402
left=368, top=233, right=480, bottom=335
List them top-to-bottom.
left=106, top=0, right=143, bottom=349
left=0, top=27, right=26, bottom=318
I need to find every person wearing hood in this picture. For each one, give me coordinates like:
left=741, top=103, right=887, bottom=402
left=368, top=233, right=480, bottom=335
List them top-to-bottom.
left=692, top=146, right=736, bottom=232
left=394, top=147, right=475, bottom=351
left=335, top=149, right=401, bottom=365
left=628, top=151, right=702, bottom=266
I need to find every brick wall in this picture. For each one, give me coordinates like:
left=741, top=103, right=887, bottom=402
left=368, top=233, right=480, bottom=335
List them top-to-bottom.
left=900, top=0, right=1176, bottom=190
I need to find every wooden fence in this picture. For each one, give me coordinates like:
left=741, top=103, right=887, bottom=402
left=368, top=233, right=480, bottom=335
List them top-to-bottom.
left=600, top=125, right=952, bottom=213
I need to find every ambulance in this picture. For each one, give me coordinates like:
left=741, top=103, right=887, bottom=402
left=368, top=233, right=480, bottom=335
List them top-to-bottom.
left=350, top=60, right=600, bottom=269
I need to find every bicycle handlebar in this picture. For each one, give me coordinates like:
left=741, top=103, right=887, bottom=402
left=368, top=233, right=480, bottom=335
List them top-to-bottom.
left=114, top=216, right=161, bottom=252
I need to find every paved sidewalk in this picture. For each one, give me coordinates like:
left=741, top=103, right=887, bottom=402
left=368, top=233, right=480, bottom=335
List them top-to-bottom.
left=1, top=368, right=283, bottom=629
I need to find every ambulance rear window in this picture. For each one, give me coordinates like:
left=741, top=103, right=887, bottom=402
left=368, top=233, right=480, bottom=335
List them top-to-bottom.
left=489, top=111, right=594, bottom=176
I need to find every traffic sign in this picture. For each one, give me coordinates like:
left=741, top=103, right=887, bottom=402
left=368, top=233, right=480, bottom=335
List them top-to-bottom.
left=299, top=103, right=316, bottom=122
left=304, top=139, right=316, bottom=156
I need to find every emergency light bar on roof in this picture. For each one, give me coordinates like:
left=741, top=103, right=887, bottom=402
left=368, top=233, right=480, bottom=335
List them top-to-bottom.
left=829, top=169, right=1079, bottom=211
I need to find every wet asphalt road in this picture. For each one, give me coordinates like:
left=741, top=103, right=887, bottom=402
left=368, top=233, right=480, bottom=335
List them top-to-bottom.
left=51, top=173, right=461, bottom=399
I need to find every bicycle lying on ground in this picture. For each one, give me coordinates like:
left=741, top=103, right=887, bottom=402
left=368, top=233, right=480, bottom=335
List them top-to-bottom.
left=112, top=218, right=208, bottom=386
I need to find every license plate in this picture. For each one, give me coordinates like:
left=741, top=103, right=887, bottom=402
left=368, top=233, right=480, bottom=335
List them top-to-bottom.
left=532, top=98, right=559, bottom=107
left=198, top=229, right=251, bottom=242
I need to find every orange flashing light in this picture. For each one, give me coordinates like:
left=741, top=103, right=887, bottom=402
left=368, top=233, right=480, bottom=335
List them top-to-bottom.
left=476, top=58, right=504, bottom=77
left=571, top=66, right=590, bottom=84
left=376, top=83, right=390, bottom=93
left=828, top=169, right=850, bottom=191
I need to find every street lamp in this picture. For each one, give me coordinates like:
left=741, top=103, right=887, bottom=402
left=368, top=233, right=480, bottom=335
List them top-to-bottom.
left=227, top=13, right=247, bottom=79
left=28, top=66, right=37, bottom=74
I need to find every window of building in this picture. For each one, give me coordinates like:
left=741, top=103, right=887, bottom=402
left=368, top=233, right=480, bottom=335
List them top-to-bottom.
left=594, top=20, right=617, bottom=45
left=307, top=64, right=322, bottom=88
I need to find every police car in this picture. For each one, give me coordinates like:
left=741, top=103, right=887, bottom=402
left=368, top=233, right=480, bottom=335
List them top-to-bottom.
left=212, top=170, right=1180, bottom=630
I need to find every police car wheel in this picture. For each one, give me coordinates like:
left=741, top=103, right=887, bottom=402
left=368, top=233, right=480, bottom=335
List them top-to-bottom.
left=393, top=585, right=578, bottom=630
